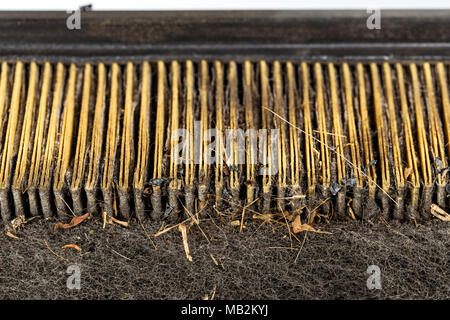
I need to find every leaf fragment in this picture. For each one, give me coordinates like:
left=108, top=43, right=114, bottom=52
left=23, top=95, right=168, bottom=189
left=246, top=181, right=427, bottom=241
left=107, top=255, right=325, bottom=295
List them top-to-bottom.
left=54, top=213, right=90, bottom=231
left=291, top=215, right=331, bottom=234
left=6, top=231, right=19, bottom=239
left=62, top=244, right=82, bottom=251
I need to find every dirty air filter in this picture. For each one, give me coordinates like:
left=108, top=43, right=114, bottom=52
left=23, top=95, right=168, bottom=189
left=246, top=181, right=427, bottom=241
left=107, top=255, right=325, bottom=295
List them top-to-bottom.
left=0, top=11, right=450, bottom=224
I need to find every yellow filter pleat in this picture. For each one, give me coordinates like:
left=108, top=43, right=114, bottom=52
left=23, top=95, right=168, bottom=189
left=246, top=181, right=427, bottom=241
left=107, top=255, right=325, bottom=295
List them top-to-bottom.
left=1, top=59, right=447, bottom=220
left=184, top=60, right=195, bottom=187
left=199, top=60, right=210, bottom=182
left=243, top=60, right=256, bottom=201
left=260, top=60, right=272, bottom=188
left=153, top=61, right=166, bottom=180
left=169, top=61, right=181, bottom=190
left=214, top=61, right=224, bottom=189
left=228, top=61, right=240, bottom=191
left=274, top=61, right=287, bottom=187
left=0, top=62, right=23, bottom=189
left=0, top=62, right=9, bottom=143
left=12, top=62, right=38, bottom=190
left=28, top=62, right=52, bottom=189
left=119, top=62, right=135, bottom=190
left=134, top=62, right=151, bottom=190
left=286, top=62, right=300, bottom=186
left=301, top=62, right=316, bottom=197
left=423, top=62, right=446, bottom=186
left=40, top=63, right=64, bottom=189
left=86, top=63, right=106, bottom=190
left=102, top=63, right=120, bottom=190
left=314, top=63, right=330, bottom=188
left=328, top=63, right=346, bottom=184
left=342, top=63, right=362, bottom=187
left=356, top=63, right=377, bottom=197
left=370, top=63, right=390, bottom=192
left=382, top=63, right=404, bottom=190
left=410, top=63, right=433, bottom=187
left=436, top=63, right=450, bottom=159
left=54, top=64, right=77, bottom=190
left=71, top=64, right=92, bottom=190
left=396, top=64, right=420, bottom=191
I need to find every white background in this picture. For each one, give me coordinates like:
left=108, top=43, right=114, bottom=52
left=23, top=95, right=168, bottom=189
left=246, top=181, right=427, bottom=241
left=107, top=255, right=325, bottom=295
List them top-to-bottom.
left=1, top=0, right=450, bottom=10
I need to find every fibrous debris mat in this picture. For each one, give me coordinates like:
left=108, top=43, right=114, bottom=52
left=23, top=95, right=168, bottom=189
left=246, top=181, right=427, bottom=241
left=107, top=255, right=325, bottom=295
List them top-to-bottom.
left=0, top=218, right=448, bottom=300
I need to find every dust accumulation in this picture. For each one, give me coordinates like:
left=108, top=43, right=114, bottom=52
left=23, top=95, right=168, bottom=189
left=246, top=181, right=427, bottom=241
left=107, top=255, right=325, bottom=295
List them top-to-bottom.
left=0, top=217, right=448, bottom=300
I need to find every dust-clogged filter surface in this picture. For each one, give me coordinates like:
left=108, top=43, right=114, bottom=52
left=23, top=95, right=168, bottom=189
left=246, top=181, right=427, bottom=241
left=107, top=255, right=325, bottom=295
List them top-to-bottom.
left=0, top=60, right=449, bottom=223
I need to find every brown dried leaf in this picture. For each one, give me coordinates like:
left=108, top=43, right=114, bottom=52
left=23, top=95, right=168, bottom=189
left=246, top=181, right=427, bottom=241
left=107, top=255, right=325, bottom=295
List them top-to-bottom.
left=279, top=211, right=294, bottom=222
left=54, top=213, right=90, bottom=231
left=291, top=215, right=320, bottom=234
left=291, top=215, right=302, bottom=231
left=293, top=223, right=316, bottom=234
left=6, top=231, right=19, bottom=239
left=62, top=244, right=82, bottom=251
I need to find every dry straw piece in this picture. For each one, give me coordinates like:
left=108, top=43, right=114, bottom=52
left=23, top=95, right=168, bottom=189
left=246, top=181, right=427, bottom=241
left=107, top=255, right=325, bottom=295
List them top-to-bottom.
left=0, top=60, right=448, bottom=224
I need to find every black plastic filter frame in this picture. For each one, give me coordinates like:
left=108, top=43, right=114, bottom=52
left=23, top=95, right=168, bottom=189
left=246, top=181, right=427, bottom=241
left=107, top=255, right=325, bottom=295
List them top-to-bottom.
left=0, top=10, right=449, bottom=62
